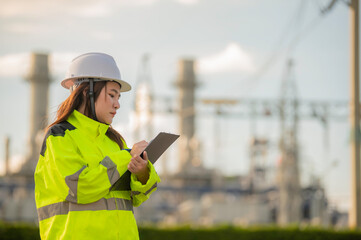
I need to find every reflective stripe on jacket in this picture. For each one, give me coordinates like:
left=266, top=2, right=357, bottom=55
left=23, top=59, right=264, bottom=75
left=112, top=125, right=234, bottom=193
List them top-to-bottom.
left=34, top=110, right=160, bottom=240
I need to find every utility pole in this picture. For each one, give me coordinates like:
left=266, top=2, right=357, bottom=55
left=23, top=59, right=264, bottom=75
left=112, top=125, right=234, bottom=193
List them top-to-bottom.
left=349, top=0, right=361, bottom=229
left=134, top=54, right=153, bottom=142
left=278, top=59, right=301, bottom=225
left=4, top=136, right=10, bottom=176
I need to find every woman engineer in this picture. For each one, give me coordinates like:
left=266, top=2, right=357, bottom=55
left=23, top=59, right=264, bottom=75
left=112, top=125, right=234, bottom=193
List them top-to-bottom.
left=34, top=52, right=160, bottom=240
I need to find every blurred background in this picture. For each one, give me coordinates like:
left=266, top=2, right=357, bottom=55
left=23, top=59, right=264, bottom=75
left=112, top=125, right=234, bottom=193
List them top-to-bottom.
left=0, top=0, right=356, bottom=229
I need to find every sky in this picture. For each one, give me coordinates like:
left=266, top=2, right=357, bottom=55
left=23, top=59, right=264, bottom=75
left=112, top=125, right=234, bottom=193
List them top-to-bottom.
left=0, top=0, right=354, bottom=211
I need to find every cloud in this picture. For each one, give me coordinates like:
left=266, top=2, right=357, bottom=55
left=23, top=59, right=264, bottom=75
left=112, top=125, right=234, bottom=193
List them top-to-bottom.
left=0, top=0, right=198, bottom=18
left=0, top=0, right=113, bottom=18
left=0, top=0, right=59, bottom=18
left=121, top=0, right=159, bottom=6
left=175, top=0, right=200, bottom=5
left=73, top=2, right=114, bottom=18
left=3, top=23, right=47, bottom=34
left=89, top=31, right=114, bottom=41
left=198, top=43, right=255, bottom=74
left=0, top=52, right=79, bottom=79
left=0, top=53, right=30, bottom=78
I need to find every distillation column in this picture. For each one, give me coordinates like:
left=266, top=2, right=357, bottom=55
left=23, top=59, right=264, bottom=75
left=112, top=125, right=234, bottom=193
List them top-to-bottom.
left=20, top=53, right=51, bottom=178
left=176, top=59, right=199, bottom=172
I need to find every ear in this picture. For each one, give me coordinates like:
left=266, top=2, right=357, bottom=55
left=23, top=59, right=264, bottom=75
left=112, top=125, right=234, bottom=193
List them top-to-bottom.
left=82, top=88, right=88, bottom=97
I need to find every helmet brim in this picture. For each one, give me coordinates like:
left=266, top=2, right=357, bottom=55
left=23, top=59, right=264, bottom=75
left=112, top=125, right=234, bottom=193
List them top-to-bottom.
left=61, top=77, right=132, bottom=92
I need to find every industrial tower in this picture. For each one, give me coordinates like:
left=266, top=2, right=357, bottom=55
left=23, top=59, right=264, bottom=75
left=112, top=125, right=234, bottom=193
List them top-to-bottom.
left=19, top=53, right=51, bottom=178
left=133, top=54, right=153, bottom=142
left=176, top=59, right=199, bottom=171
left=278, top=59, right=301, bottom=225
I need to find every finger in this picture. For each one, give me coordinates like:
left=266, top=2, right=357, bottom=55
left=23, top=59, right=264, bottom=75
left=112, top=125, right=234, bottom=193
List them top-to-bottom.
left=137, top=140, right=148, bottom=147
left=140, top=141, right=148, bottom=148
left=142, top=151, right=148, bottom=161
left=134, top=155, right=146, bottom=164
left=133, top=156, right=141, bottom=164
left=129, top=160, right=137, bottom=169
left=131, top=160, right=138, bottom=167
left=128, top=161, right=134, bottom=168
left=128, top=162, right=139, bottom=173
left=127, top=163, right=134, bottom=172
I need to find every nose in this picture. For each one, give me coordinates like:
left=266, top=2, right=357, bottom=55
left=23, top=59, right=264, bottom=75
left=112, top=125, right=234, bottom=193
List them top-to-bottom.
left=114, top=99, right=120, bottom=109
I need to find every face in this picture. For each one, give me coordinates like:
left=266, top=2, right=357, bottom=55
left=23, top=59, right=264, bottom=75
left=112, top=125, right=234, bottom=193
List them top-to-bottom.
left=95, top=81, right=121, bottom=124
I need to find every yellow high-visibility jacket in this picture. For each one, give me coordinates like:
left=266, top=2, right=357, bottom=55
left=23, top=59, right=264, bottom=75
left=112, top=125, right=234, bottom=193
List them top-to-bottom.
left=34, top=110, right=160, bottom=240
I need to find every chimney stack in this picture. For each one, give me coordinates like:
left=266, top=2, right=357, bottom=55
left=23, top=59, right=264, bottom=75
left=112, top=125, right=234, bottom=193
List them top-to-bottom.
left=20, top=52, right=51, bottom=178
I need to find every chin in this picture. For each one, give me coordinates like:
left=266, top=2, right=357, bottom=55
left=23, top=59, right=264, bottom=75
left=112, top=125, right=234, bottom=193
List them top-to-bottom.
left=99, top=117, right=112, bottom=125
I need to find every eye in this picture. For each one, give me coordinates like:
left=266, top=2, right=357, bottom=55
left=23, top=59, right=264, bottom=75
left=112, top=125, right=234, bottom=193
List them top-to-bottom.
left=109, top=93, right=114, bottom=98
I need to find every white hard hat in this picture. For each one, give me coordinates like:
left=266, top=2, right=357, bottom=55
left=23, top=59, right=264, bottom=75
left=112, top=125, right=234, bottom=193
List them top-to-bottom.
left=61, top=52, right=132, bottom=92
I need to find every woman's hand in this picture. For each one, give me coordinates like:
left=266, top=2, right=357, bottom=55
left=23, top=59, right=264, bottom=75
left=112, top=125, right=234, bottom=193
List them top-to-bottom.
left=130, top=140, right=148, bottom=157
left=128, top=151, right=149, bottom=185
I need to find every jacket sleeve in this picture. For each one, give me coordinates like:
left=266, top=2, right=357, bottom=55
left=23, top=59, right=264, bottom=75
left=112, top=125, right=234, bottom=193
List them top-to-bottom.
left=44, top=134, right=132, bottom=204
left=130, top=161, right=161, bottom=207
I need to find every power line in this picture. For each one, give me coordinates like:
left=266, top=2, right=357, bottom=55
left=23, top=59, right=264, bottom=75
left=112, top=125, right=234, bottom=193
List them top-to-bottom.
left=226, top=0, right=338, bottom=99
left=286, top=0, right=340, bottom=55
left=229, top=1, right=307, bottom=96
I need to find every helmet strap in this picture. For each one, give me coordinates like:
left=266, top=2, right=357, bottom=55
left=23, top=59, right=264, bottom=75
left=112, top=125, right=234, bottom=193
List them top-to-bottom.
left=89, top=79, right=98, bottom=121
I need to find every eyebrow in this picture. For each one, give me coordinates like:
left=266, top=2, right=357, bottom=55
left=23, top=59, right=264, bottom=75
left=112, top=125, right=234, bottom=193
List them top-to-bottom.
left=110, top=88, right=120, bottom=95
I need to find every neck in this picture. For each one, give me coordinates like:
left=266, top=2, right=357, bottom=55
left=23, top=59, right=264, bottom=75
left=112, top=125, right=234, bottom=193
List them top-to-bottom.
left=77, top=103, right=86, bottom=115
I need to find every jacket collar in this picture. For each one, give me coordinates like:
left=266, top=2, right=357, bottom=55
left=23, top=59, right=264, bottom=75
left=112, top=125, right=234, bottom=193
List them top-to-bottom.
left=68, top=110, right=109, bottom=139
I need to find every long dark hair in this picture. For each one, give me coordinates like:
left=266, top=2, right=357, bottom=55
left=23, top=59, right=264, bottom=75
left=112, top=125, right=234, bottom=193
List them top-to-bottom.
left=48, top=81, right=125, bottom=149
